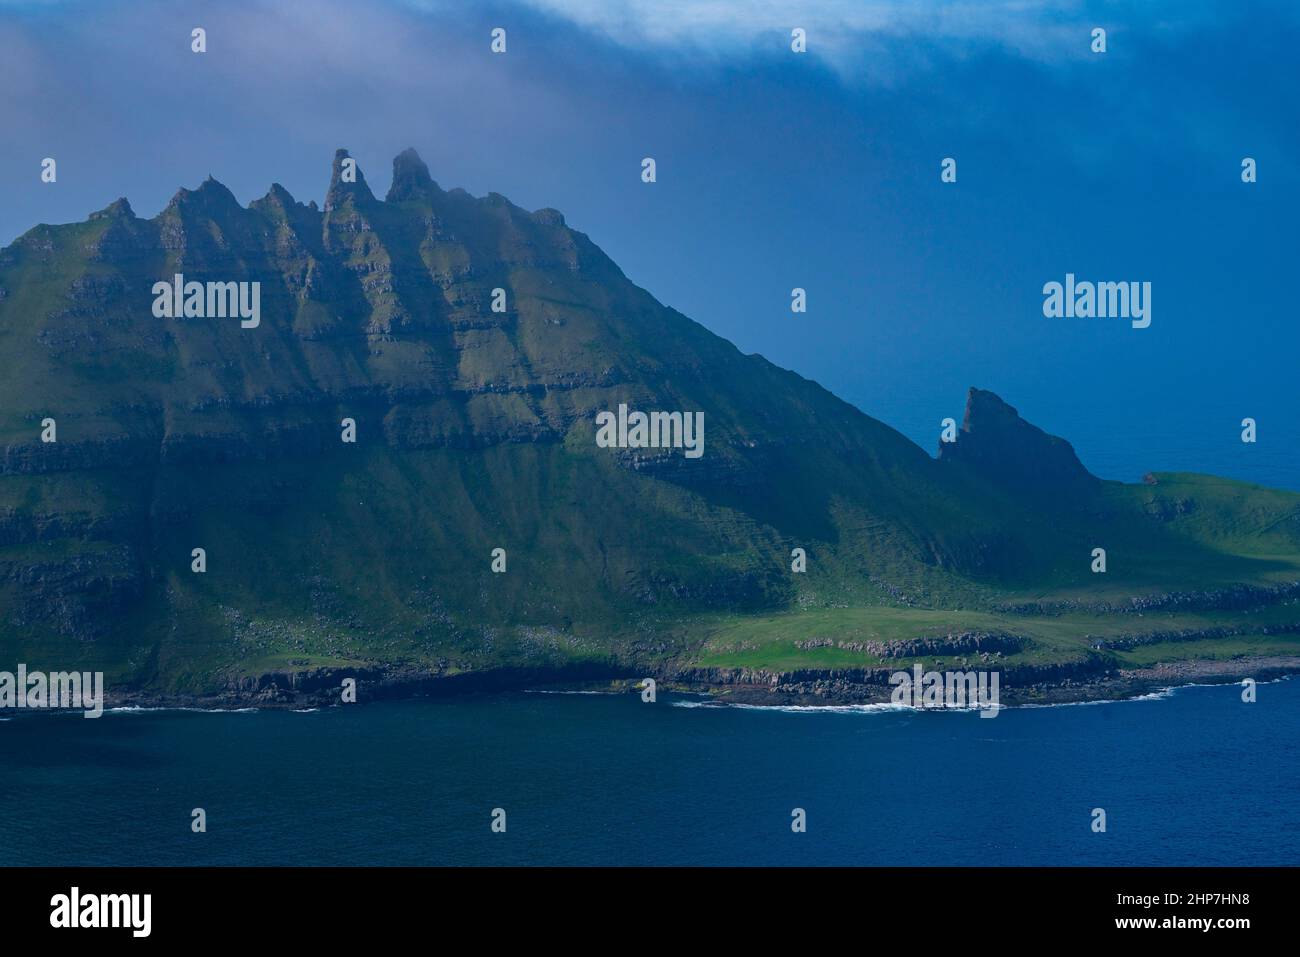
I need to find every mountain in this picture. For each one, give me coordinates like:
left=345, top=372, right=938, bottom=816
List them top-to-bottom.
left=1, top=149, right=1297, bottom=700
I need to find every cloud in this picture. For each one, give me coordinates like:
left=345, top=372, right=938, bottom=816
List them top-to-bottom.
left=0, top=0, right=1294, bottom=246
left=509, top=0, right=1290, bottom=85
left=515, top=0, right=1102, bottom=74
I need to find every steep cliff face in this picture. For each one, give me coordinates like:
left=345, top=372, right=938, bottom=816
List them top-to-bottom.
left=0, top=149, right=938, bottom=479
left=0, top=150, right=1295, bottom=691
left=939, top=388, right=1097, bottom=492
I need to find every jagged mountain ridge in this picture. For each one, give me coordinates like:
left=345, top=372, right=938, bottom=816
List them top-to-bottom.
left=0, top=149, right=1296, bottom=692
left=2, top=150, right=937, bottom=486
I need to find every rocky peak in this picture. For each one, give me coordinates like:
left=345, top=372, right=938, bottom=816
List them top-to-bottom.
left=324, top=148, right=376, bottom=212
left=387, top=148, right=439, bottom=202
left=166, top=176, right=242, bottom=216
left=155, top=177, right=248, bottom=258
left=259, top=182, right=298, bottom=209
left=88, top=197, right=135, bottom=221
left=939, top=387, right=1097, bottom=489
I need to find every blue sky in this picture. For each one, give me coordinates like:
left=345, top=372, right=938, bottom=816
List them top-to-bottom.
left=2, top=0, right=1296, bottom=485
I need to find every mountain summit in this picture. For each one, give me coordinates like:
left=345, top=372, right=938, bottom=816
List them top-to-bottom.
left=0, top=150, right=1296, bottom=696
left=940, top=387, right=1096, bottom=491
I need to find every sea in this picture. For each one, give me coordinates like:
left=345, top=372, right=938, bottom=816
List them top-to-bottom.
left=2, top=678, right=1297, bottom=866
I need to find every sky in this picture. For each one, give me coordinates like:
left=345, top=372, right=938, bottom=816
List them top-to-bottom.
left=1, top=0, right=1297, bottom=486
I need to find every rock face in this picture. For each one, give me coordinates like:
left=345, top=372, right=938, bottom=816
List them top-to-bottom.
left=0, top=148, right=940, bottom=475
left=938, top=387, right=1097, bottom=491
left=797, top=631, right=1026, bottom=658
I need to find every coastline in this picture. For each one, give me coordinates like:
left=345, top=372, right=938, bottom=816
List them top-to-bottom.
left=52, top=653, right=1300, bottom=715
left=687, top=656, right=1300, bottom=709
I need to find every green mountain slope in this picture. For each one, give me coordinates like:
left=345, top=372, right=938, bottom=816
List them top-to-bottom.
left=1, top=149, right=1297, bottom=695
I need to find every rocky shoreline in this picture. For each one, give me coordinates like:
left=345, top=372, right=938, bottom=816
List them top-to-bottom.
left=89, top=654, right=1300, bottom=713
left=688, top=656, right=1300, bottom=708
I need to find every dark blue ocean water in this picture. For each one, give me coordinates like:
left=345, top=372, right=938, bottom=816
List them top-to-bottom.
left=2, top=678, right=1297, bottom=866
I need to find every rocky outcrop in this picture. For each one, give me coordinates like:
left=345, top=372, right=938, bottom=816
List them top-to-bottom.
left=939, top=387, right=1097, bottom=491
left=995, top=581, right=1300, bottom=615
left=1091, top=620, right=1300, bottom=651
left=795, top=631, right=1026, bottom=658
left=664, top=654, right=1115, bottom=704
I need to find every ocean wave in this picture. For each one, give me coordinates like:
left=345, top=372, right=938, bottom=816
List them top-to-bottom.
left=672, top=674, right=1286, bottom=714
left=1017, top=677, right=1284, bottom=709
left=524, top=689, right=613, bottom=696
left=689, top=689, right=1172, bottom=714
left=1017, top=690, right=1173, bottom=709
left=675, top=699, right=920, bottom=715
left=105, top=705, right=259, bottom=714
